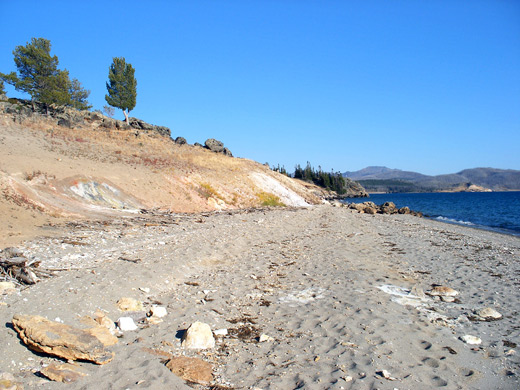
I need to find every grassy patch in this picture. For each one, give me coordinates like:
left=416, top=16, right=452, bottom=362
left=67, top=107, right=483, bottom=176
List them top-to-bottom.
left=197, top=182, right=222, bottom=200
left=257, top=192, right=285, bottom=207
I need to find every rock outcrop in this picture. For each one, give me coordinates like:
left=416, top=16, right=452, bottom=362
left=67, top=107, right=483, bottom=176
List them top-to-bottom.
left=0, top=98, right=170, bottom=137
left=347, top=201, right=422, bottom=216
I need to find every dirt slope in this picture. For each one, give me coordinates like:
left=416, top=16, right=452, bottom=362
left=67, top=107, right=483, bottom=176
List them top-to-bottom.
left=0, top=110, right=325, bottom=247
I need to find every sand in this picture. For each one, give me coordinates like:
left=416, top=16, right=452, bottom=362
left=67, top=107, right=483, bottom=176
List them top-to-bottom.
left=1, top=205, right=519, bottom=389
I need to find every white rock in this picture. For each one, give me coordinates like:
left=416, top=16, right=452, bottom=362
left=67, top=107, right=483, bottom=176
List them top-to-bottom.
left=139, top=287, right=150, bottom=293
left=150, top=306, right=167, bottom=318
left=117, top=317, right=138, bottom=331
left=182, top=321, right=215, bottom=349
left=213, top=328, right=228, bottom=336
left=259, top=334, right=274, bottom=342
left=461, top=335, right=482, bottom=345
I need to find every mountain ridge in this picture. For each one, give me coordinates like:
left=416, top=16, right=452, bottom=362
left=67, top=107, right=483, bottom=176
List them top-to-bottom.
left=343, top=166, right=520, bottom=193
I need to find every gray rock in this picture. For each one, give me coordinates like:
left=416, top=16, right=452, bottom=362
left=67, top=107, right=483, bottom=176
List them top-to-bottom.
left=175, top=137, right=187, bottom=145
left=204, top=138, right=224, bottom=153
left=223, top=147, right=233, bottom=157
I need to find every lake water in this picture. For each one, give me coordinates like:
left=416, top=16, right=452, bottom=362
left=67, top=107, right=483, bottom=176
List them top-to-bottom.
left=346, top=192, right=520, bottom=237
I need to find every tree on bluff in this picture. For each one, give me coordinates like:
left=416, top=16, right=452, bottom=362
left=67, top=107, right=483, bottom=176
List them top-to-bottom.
left=0, top=37, right=91, bottom=110
left=105, top=57, right=137, bottom=125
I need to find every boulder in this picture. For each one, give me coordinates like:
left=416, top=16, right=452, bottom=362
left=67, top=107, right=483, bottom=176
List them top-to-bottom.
left=129, top=117, right=154, bottom=130
left=154, top=126, right=171, bottom=137
left=175, top=137, right=187, bottom=145
left=204, top=138, right=224, bottom=153
left=194, top=142, right=204, bottom=148
left=223, top=147, right=233, bottom=157
left=379, top=201, right=397, bottom=214
left=398, top=206, right=411, bottom=214
left=12, top=315, right=114, bottom=364
left=181, top=321, right=215, bottom=349
left=166, top=357, right=212, bottom=385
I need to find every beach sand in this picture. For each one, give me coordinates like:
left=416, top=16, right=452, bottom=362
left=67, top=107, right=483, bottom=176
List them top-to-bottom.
left=1, top=205, right=519, bottom=389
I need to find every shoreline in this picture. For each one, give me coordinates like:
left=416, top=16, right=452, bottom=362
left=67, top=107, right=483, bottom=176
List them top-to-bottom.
left=1, top=205, right=519, bottom=389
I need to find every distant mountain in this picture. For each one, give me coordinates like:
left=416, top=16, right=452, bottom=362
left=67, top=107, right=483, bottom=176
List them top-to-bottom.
left=343, top=167, right=520, bottom=193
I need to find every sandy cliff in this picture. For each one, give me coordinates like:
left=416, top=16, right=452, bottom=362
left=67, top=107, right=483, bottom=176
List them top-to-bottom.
left=0, top=100, right=330, bottom=246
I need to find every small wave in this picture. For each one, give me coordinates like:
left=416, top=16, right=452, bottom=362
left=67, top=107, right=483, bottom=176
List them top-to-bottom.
left=435, top=216, right=475, bottom=226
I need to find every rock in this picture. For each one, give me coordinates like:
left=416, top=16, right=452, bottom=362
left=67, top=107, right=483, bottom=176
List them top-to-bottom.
left=57, top=118, right=74, bottom=129
left=174, top=137, right=187, bottom=145
left=204, top=138, right=224, bottom=153
left=194, top=142, right=204, bottom=148
left=223, top=147, right=233, bottom=157
left=379, top=202, right=397, bottom=214
left=364, top=205, right=377, bottom=214
left=398, top=206, right=411, bottom=214
left=0, top=281, right=16, bottom=294
left=427, top=286, right=459, bottom=297
left=440, top=296, right=456, bottom=302
left=117, top=297, right=143, bottom=312
left=149, top=306, right=167, bottom=318
left=476, top=307, right=502, bottom=320
left=93, top=310, right=117, bottom=334
left=12, top=315, right=114, bottom=364
left=117, top=317, right=138, bottom=331
left=181, top=321, right=215, bottom=349
left=86, top=326, right=118, bottom=346
left=213, top=328, right=228, bottom=336
left=259, top=334, right=274, bottom=342
left=461, top=335, right=482, bottom=345
left=166, top=357, right=213, bottom=385
left=40, top=363, right=87, bottom=383
left=377, top=369, right=397, bottom=381
left=0, top=373, right=23, bottom=390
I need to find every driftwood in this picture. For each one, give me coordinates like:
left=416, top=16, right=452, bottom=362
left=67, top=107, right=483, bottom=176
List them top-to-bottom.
left=0, top=247, right=57, bottom=285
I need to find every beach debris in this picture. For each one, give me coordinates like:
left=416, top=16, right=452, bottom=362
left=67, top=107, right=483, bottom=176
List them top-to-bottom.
left=0, top=247, right=57, bottom=285
left=0, top=281, right=16, bottom=295
left=377, top=285, right=426, bottom=307
left=426, top=286, right=459, bottom=297
left=139, top=287, right=150, bottom=293
left=279, top=287, right=325, bottom=305
left=117, top=297, right=143, bottom=312
left=476, top=307, right=502, bottom=320
left=12, top=315, right=114, bottom=364
left=117, top=317, right=138, bottom=331
left=181, top=321, right=215, bottom=349
left=228, top=325, right=260, bottom=343
left=213, top=328, right=228, bottom=336
left=259, top=334, right=274, bottom=342
left=460, top=335, right=482, bottom=345
left=166, top=356, right=213, bottom=385
left=40, top=363, right=87, bottom=383
left=377, top=370, right=398, bottom=381
left=0, top=372, right=23, bottom=389
left=342, top=375, right=353, bottom=382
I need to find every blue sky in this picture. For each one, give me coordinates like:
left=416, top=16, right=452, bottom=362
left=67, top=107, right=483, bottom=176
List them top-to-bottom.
left=1, top=0, right=519, bottom=175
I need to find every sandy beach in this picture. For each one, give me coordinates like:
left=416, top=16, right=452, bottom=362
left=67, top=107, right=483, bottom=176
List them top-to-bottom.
left=1, top=205, right=519, bottom=389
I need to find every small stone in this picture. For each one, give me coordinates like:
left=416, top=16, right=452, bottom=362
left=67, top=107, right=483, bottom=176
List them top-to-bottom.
left=427, top=286, right=459, bottom=297
left=139, top=287, right=150, bottom=293
left=440, top=296, right=456, bottom=302
left=117, top=297, right=143, bottom=312
left=149, top=306, right=167, bottom=318
left=477, top=307, right=502, bottom=320
left=117, top=317, right=138, bottom=331
left=181, top=322, right=215, bottom=349
left=213, top=328, right=228, bottom=336
left=259, top=334, right=274, bottom=342
left=461, top=335, right=482, bottom=345
left=505, top=349, right=516, bottom=356
left=166, top=356, right=212, bottom=385
left=314, top=356, right=320, bottom=362
left=40, top=363, right=87, bottom=383
left=378, top=370, right=397, bottom=381
left=342, top=375, right=353, bottom=382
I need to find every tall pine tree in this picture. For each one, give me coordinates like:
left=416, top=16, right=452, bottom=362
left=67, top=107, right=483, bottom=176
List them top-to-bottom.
left=105, top=57, right=137, bottom=124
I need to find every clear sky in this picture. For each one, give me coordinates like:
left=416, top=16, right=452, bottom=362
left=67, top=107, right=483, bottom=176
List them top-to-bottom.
left=1, top=0, right=519, bottom=175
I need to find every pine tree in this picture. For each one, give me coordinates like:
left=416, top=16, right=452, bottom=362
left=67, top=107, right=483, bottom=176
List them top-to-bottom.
left=0, top=37, right=90, bottom=109
left=105, top=57, right=137, bottom=124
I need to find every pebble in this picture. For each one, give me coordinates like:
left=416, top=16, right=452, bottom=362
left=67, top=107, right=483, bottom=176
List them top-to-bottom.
left=476, top=307, right=502, bottom=320
left=117, top=317, right=138, bottom=331
left=213, top=328, right=228, bottom=336
left=259, top=334, right=274, bottom=342
left=461, top=335, right=482, bottom=345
